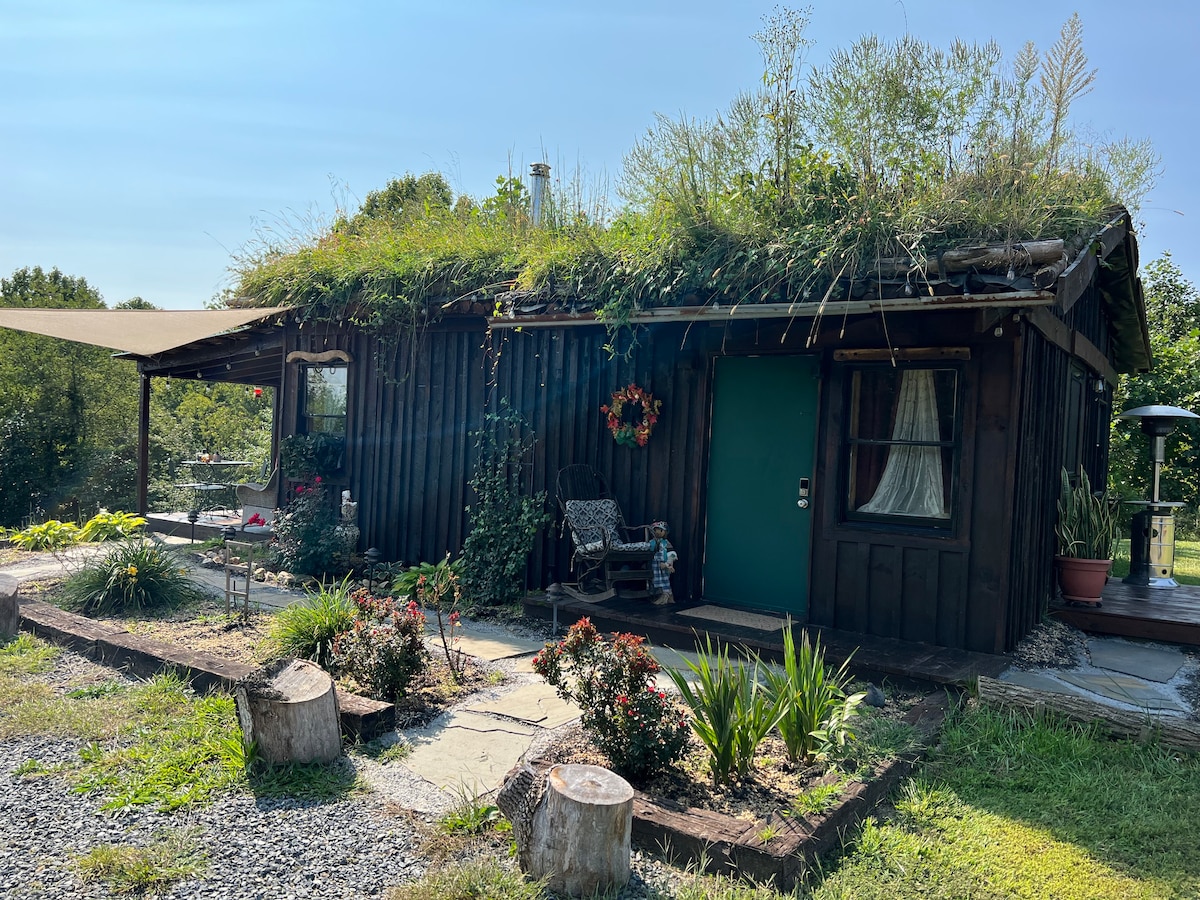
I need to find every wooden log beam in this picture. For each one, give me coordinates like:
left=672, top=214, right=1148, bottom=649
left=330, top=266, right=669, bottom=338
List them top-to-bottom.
left=873, top=240, right=1066, bottom=277
left=976, top=676, right=1200, bottom=751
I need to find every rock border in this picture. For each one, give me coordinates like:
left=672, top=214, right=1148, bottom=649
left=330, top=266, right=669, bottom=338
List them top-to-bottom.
left=15, top=597, right=393, bottom=740
left=521, top=692, right=949, bottom=891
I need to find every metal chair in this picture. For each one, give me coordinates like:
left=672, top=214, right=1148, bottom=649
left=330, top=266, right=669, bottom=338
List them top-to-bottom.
left=556, top=465, right=655, bottom=597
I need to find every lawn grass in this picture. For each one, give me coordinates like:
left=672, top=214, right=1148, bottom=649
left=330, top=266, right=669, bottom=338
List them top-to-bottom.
left=1110, top=538, right=1200, bottom=585
left=2, top=634, right=357, bottom=810
left=810, top=703, right=1200, bottom=900
left=76, top=827, right=206, bottom=894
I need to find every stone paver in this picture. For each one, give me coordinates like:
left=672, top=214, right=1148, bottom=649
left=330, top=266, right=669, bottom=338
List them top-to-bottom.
left=447, top=631, right=547, bottom=662
left=1087, top=639, right=1184, bottom=683
left=1057, top=671, right=1188, bottom=712
left=465, top=682, right=579, bottom=728
left=402, top=709, right=538, bottom=792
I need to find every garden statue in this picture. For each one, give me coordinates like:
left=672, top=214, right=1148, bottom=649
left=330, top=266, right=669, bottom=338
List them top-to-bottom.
left=334, top=490, right=360, bottom=569
left=650, top=521, right=677, bottom=605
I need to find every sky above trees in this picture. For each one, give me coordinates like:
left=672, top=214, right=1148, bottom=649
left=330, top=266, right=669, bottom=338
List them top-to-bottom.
left=1, top=0, right=1195, bottom=309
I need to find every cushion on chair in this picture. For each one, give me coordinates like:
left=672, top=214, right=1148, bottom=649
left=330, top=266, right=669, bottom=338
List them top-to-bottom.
left=565, top=499, right=655, bottom=555
left=565, top=499, right=620, bottom=550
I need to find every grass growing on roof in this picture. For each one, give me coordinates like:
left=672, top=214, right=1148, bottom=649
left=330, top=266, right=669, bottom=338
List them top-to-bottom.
left=233, top=13, right=1152, bottom=351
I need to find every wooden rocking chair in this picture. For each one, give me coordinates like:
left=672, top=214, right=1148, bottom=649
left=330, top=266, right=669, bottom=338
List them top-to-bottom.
left=556, top=465, right=655, bottom=598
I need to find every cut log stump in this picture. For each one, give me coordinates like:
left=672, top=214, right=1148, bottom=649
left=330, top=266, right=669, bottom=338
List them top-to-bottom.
left=0, top=574, right=18, bottom=639
left=235, top=659, right=341, bottom=765
left=523, top=763, right=634, bottom=898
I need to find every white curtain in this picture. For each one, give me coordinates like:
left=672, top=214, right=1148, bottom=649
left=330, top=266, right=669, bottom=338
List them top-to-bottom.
left=858, top=369, right=948, bottom=518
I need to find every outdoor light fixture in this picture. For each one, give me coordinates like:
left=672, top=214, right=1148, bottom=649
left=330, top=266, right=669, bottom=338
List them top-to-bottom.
left=1117, top=404, right=1200, bottom=588
left=364, top=547, right=381, bottom=587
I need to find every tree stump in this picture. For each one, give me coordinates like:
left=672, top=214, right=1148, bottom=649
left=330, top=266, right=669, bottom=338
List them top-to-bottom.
left=0, top=574, right=18, bottom=640
left=235, top=659, right=342, bottom=765
left=522, top=763, right=634, bottom=898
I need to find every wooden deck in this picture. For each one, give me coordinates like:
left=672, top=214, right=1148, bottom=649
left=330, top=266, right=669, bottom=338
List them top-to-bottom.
left=145, top=510, right=273, bottom=543
left=1051, top=579, right=1200, bottom=647
left=523, top=593, right=1009, bottom=688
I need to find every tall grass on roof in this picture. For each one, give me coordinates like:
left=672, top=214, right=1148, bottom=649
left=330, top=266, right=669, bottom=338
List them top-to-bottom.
left=232, top=11, right=1156, bottom=347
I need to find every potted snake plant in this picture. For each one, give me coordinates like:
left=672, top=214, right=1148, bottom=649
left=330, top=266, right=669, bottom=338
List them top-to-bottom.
left=1054, top=467, right=1120, bottom=606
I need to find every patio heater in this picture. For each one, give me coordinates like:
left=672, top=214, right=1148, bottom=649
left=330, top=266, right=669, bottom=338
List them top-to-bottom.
left=1117, top=404, right=1200, bottom=588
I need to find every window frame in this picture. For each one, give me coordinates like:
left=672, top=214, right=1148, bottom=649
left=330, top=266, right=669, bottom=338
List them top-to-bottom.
left=841, top=362, right=964, bottom=531
left=300, top=364, right=348, bottom=437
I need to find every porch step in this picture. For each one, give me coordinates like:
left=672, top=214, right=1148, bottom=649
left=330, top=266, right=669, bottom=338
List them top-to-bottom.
left=522, top=593, right=1007, bottom=687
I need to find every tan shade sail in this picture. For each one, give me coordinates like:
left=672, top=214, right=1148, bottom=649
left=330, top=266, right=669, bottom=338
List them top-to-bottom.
left=0, top=307, right=294, bottom=356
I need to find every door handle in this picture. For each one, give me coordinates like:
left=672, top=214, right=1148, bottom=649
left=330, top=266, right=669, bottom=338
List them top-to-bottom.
left=797, top=498, right=809, bottom=509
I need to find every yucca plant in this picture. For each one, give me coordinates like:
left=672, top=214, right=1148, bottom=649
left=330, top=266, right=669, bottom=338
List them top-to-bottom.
left=1055, top=467, right=1120, bottom=560
left=61, top=539, right=209, bottom=615
left=764, top=621, right=866, bottom=766
left=666, top=634, right=784, bottom=785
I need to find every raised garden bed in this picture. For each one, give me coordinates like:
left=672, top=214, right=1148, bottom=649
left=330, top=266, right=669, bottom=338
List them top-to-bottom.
left=520, top=693, right=949, bottom=890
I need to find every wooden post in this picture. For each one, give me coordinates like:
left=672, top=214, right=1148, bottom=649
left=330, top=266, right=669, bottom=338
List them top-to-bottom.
left=137, top=371, right=150, bottom=516
left=0, top=574, right=18, bottom=640
left=235, top=660, right=342, bottom=765
left=523, top=764, right=634, bottom=898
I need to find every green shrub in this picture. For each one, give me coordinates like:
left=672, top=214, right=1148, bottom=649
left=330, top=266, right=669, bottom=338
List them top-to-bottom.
left=459, top=405, right=548, bottom=607
left=271, top=479, right=338, bottom=576
left=77, top=510, right=146, bottom=543
left=10, top=519, right=80, bottom=551
left=60, top=540, right=209, bottom=615
left=269, top=578, right=357, bottom=669
left=332, top=589, right=428, bottom=700
left=532, top=618, right=689, bottom=782
left=763, top=623, right=865, bottom=766
left=666, top=634, right=784, bottom=786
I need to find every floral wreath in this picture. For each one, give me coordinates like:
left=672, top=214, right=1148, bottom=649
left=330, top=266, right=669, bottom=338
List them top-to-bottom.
left=602, top=383, right=662, bottom=447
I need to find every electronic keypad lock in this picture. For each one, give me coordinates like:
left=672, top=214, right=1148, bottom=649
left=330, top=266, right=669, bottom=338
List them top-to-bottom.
left=797, top=477, right=811, bottom=509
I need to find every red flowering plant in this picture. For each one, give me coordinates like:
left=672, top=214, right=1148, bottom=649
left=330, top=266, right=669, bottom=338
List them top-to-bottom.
left=601, top=383, right=662, bottom=447
left=271, top=479, right=337, bottom=575
left=245, top=512, right=267, bottom=528
left=331, top=587, right=428, bottom=701
left=532, top=617, right=690, bottom=781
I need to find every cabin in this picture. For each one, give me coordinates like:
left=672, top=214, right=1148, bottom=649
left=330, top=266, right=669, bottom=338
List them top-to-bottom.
left=126, top=207, right=1150, bottom=655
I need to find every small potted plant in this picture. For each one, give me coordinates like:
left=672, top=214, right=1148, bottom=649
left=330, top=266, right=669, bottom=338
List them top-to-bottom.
left=1054, top=467, right=1120, bottom=606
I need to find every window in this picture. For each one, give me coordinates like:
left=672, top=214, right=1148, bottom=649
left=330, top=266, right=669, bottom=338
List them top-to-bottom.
left=302, top=366, right=347, bottom=435
left=845, top=366, right=959, bottom=526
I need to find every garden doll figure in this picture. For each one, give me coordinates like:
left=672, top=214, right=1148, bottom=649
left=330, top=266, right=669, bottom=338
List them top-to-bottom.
left=650, top=521, right=677, bottom=605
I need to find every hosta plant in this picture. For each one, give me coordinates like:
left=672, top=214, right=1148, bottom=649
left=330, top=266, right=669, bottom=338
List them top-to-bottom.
left=78, top=510, right=147, bottom=543
left=10, top=520, right=80, bottom=551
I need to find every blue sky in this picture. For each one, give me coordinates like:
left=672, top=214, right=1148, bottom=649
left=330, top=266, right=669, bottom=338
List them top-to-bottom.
left=1, top=0, right=1195, bottom=309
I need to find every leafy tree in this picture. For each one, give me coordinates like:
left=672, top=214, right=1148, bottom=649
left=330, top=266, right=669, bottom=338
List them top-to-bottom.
left=1110, top=255, right=1200, bottom=533
left=0, top=267, right=139, bottom=525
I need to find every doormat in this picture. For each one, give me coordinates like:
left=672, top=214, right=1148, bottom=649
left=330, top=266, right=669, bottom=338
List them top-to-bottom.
left=677, top=605, right=788, bottom=632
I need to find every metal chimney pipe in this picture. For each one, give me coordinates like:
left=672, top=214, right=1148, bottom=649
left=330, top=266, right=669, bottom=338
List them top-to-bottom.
left=529, top=162, right=550, bottom=227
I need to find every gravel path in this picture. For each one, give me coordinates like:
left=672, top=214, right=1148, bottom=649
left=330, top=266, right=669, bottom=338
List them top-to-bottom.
left=0, top=646, right=685, bottom=899
left=0, top=735, right=427, bottom=899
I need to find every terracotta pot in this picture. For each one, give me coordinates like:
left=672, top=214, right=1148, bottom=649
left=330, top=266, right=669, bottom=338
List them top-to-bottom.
left=1054, top=555, right=1111, bottom=606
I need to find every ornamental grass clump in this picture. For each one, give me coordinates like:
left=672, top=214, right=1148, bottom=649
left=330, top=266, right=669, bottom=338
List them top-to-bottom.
left=61, top=539, right=209, bottom=615
left=269, top=577, right=357, bottom=670
left=331, top=588, right=428, bottom=701
left=532, top=618, right=689, bottom=781
left=666, top=634, right=785, bottom=786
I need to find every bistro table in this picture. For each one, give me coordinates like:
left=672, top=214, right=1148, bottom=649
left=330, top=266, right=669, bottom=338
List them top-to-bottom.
left=177, top=460, right=253, bottom=514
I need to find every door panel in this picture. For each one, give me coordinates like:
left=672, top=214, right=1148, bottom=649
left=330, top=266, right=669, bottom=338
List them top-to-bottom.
left=703, top=355, right=819, bottom=614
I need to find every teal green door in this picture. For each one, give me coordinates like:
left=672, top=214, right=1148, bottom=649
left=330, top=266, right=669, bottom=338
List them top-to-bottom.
left=703, top=355, right=819, bottom=614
